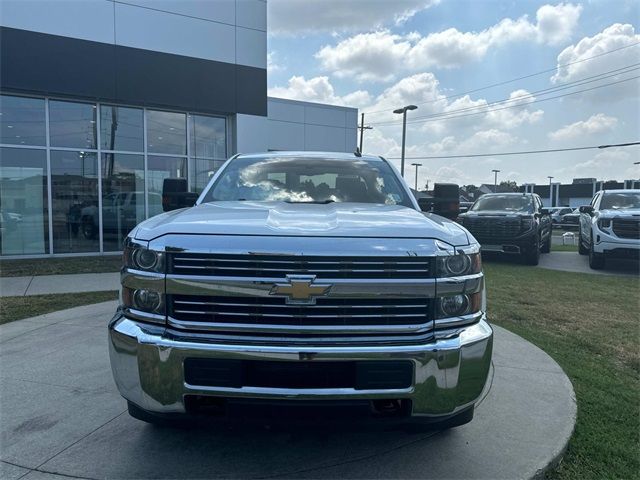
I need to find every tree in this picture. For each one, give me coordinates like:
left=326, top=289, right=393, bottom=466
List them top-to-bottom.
left=499, top=180, right=518, bottom=192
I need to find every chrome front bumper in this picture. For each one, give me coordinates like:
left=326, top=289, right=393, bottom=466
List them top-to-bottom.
left=108, top=314, right=493, bottom=418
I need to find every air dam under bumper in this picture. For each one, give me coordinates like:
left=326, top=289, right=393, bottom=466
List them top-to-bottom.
left=108, top=314, right=493, bottom=419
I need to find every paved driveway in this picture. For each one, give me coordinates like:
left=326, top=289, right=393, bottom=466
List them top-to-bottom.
left=538, top=251, right=639, bottom=277
left=0, top=302, right=576, bottom=480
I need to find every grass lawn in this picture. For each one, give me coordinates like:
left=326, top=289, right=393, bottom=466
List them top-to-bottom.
left=552, top=243, right=579, bottom=252
left=0, top=255, right=122, bottom=277
left=484, top=261, right=639, bottom=479
left=0, top=291, right=118, bottom=325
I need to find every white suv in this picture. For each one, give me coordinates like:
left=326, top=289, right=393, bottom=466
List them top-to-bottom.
left=578, top=189, right=640, bottom=269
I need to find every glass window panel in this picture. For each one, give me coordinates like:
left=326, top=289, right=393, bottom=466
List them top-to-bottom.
left=0, top=95, right=46, bottom=146
left=49, top=100, right=97, bottom=149
left=100, top=106, right=144, bottom=152
left=147, top=110, right=186, bottom=155
left=190, top=115, right=226, bottom=159
left=0, top=147, right=49, bottom=255
left=50, top=150, right=99, bottom=253
left=101, top=153, right=145, bottom=251
left=148, top=155, right=187, bottom=218
left=190, top=158, right=225, bottom=194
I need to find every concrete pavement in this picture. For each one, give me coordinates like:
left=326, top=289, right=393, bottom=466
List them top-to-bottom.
left=538, top=251, right=639, bottom=277
left=0, top=272, right=119, bottom=297
left=0, top=302, right=576, bottom=479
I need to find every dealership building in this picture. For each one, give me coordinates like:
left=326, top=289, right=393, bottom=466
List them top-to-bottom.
left=0, top=0, right=357, bottom=257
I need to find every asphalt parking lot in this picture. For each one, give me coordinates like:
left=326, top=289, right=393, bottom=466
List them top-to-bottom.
left=539, top=251, right=639, bottom=276
left=0, top=301, right=576, bottom=480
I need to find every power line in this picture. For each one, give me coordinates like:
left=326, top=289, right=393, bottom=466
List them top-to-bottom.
left=362, top=41, right=640, bottom=116
left=369, top=64, right=639, bottom=125
left=374, top=75, right=640, bottom=127
left=387, top=141, right=640, bottom=160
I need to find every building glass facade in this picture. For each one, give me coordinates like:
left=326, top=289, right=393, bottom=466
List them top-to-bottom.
left=0, top=94, right=228, bottom=257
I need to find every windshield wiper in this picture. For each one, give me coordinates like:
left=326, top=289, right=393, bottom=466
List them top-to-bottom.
left=285, top=199, right=336, bottom=204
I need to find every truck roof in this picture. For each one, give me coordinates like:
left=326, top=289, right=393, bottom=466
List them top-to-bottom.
left=236, top=151, right=384, bottom=162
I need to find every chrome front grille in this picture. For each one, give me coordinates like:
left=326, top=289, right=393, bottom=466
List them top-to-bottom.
left=464, top=217, right=521, bottom=239
left=612, top=218, right=640, bottom=239
left=169, top=253, right=433, bottom=279
left=169, top=295, right=432, bottom=331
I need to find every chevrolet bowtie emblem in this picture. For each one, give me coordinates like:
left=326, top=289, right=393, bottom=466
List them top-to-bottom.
left=270, top=275, right=332, bottom=305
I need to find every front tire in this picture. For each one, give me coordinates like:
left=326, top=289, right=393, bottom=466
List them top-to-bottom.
left=82, top=218, right=97, bottom=240
left=578, top=227, right=588, bottom=255
left=541, top=232, right=551, bottom=254
left=589, top=233, right=605, bottom=269
left=523, top=236, right=540, bottom=265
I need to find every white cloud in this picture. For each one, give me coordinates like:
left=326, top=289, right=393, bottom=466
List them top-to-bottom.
left=268, top=0, right=439, bottom=36
left=315, top=3, right=582, bottom=81
left=535, top=3, right=583, bottom=45
left=551, top=23, right=640, bottom=101
left=552, top=24, right=640, bottom=84
left=267, top=51, right=284, bottom=73
left=267, top=76, right=372, bottom=108
left=548, top=113, right=618, bottom=141
left=428, top=130, right=518, bottom=154
left=556, top=148, right=635, bottom=180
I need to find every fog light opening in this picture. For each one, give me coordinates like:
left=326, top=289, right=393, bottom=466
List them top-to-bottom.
left=133, top=289, right=161, bottom=312
left=371, top=399, right=410, bottom=417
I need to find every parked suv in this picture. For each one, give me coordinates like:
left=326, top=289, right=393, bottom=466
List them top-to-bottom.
left=108, top=152, right=492, bottom=429
left=578, top=189, right=640, bottom=269
left=458, top=193, right=552, bottom=265
left=549, top=207, right=573, bottom=225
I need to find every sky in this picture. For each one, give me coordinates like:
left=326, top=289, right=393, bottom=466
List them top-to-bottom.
left=266, top=0, right=640, bottom=189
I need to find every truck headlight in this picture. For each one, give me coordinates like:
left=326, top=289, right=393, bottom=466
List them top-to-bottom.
left=521, top=217, right=534, bottom=229
left=597, top=218, right=611, bottom=230
left=123, top=239, right=164, bottom=273
left=436, top=251, right=481, bottom=277
left=122, top=287, right=164, bottom=315
left=437, top=292, right=481, bottom=319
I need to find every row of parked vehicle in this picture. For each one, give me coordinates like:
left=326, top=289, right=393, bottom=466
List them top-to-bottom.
left=456, top=190, right=640, bottom=269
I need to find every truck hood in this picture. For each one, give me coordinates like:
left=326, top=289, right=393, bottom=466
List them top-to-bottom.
left=134, top=201, right=470, bottom=245
left=597, top=208, right=640, bottom=218
left=461, top=210, right=528, bottom=217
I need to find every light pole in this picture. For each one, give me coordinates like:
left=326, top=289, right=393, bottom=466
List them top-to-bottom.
left=393, top=105, right=418, bottom=177
left=358, top=113, right=372, bottom=152
left=411, top=163, right=422, bottom=191
left=492, top=169, right=500, bottom=192
left=548, top=176, right=554, bottom=207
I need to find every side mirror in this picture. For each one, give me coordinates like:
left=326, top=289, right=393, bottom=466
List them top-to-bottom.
left=162, top=178, right=199, bottom=212
left=579, top=205, right=594, bottom=215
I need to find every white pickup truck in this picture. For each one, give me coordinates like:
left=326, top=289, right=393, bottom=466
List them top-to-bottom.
left=108, top=151, right=493, bottom=428
left=578, top=189, right=640, bottom=269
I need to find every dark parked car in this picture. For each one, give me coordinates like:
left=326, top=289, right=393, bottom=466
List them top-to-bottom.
left=458, top=193, right=552, bottom=265
left=561, top=208, right=580, bottom=229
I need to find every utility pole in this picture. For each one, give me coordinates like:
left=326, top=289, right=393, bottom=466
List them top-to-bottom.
left=393, top=105, right=418, bottom=177
left=357, top=113, right=372, bottom=152
left=411, top=163, right=422, bottom=191
left=492, top=169, right=500, bottom=192
left=548, top=176, right=554, bottom=207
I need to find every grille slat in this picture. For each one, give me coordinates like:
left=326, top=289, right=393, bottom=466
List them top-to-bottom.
left=464, top=217, right=522, bottom=240
left=612, top=218, right=640, bottom=239
left=169, top=253, right=433, bottom=278
left=169, top=295, right=431, bottom=328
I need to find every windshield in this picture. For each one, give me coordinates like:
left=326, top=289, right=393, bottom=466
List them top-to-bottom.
left=202, top=156, right=412, bottom=207
left=600, top=192, right=640, bottom=210
left=470, top=195, right=533, bottom=213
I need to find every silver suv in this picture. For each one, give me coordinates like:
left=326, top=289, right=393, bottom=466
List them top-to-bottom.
left=108, top=152, right=493, bottom=428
